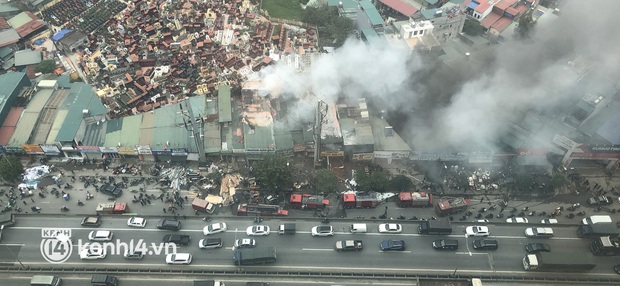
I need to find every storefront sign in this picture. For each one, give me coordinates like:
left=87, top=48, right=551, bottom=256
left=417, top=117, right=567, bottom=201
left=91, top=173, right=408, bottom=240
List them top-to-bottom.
left=22, top=144, right=44, bottom=155
left=40, top=144, right=61, bottom=155
left=136, top=145, right=152, bottom=155
left=4, top=146, right=24, bottom=154
left=76, top=146, right=101, bottom=153
left=99, top=147, right=119, bottom=153
left=118, top=147, right=137, bottom=155
left=171, top=148, right=188, bottom=156
left=152, top=150, right=172, bottom=156
left=321, top=151, right=344, bottom=157
left=353, top=153, right=374, bottom=161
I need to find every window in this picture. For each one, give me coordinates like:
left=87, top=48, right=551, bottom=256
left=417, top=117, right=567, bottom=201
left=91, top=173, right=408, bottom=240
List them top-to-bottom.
left=413, top=30, right=418, bottom=35
left=420, top=30, right=424, bottom=35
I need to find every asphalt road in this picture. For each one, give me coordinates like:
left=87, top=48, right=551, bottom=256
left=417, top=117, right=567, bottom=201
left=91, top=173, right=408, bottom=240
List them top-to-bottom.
left=2, top=216, right=620, bottom=280
left=0, top=274, right=420, bottom=286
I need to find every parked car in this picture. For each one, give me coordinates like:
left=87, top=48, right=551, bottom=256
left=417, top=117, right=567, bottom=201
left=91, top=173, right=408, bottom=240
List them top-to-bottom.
left=99, top=184, right=122, bottom=197
left=588, top=196, right=613, bottom=206
left=81, top=216, right=102, bottom=227
left=127, top=217, right=146, bottom=228
left=506, top=217, right=528, bottom=223
left=157, top=219, right=181, bottom=231
left=541, top=219, right=558, bottom=224
left=203, top=223, right=227, bottom=235
left=378, top=223, right=403, bottom=233
left=246, top=225, right=270, bottom=236
left=311, top=225, right=334, bottom=237
left=465, top=226, right=490, bottom=237
left=525, top=227, right=554, bottom=238
left=88, top=230, right=113, bottom=241
left=163, top=234, right=191, bottom=246
left=198, top=238, right=223, bottom=249
left=234, top=238, right=256, bottom=249
left=380, top=239, right=406, bottom=251
left=432, top=239, right=458, bottom=250
left=472, top=239, right=498, bottom=250
left=525, top=243, right=551, bottom=253
left=80, top=248, right=106, bottom=260
left=124, top=250, right=144, bottom=260
left=165, top=253, right=192, bottom=264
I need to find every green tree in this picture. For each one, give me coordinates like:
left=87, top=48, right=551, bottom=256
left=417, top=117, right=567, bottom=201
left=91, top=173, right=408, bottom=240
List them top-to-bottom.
left=302, top=4, right=352, bottom=48
left=517, top=9, right=535, bottom=39
left=463, top=18, right=482, bottom=36
left=37, top=60, right=56, bottom=74
left=253, top=155, right=292, bottom=192
left=0, top=156, right=23, bottom=182
left=315, top=169, right=339, bottom=194
left=355, top=171, right=390, bottom=193
left=389, top=175, right=413, bottom=192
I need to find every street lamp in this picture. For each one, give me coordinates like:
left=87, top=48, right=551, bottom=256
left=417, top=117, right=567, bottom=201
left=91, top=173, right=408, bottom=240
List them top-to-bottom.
left=0, top=225, right=26, bottom=269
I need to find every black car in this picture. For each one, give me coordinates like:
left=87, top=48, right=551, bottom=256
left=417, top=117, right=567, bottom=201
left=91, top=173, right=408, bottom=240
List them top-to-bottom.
left=99, top=184, right=123, bottom=197
left=588, top=196, right=613, bottom=206
left=81, top=216, right=102, bottom=227
left=157, top=219, right=181, bottom=231
left=163, top=234, right=191, bottom=246
left=380, top=239, right=406, bottom=251
left=432, top=239, right=458, bottom=250
left=472, top=239, right=498, bottom=250
left=525, top=243, right=551, bottom=253
left=124, top=250, right=144, bottom=260
left=614, top=264, right=620, bottom=275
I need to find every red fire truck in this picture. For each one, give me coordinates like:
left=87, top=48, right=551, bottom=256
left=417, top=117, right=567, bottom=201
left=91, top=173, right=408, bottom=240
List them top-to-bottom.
left=396, top=191, right=432, bottom=207
left=342, top=192, right=380, bottom=209
left=289, top=194, right=329, bottom=210
left=435, top=197, right=471, bottom=216
left=236, top=203, right=289, bottom=216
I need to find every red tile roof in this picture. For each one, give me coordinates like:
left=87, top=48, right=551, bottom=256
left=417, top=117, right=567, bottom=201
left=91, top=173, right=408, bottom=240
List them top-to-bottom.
left=379, top=0, right=418, bottom=17
left=495, top=0, right=518, bottom=11
left=514, top=4, right=529, bottom=15
left=505, top=6, right=520, bottom=16
left=14, top=12, right=45, bottom=38
left=480, top=12, right=501, bottom=29
left=491, top=16, right=513, bottom=32
left=0, top=17, right=10, bottom=30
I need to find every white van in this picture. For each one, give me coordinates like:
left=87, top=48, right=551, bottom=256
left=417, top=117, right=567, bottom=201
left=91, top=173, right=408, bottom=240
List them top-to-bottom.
left=582, top=215, right=612, bottom=225
left=350, top=223, right=367, bottom=233
left=31, top=275, right=62, bottom=286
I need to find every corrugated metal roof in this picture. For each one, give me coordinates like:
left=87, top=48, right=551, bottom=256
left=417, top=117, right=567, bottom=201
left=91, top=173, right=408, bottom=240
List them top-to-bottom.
left=327, top=0, right=357, bottom=9
left=359, top=0, right=384, bottom=26
left=7, top=11, right=31, bottom=28
left=0, top=29, right=20, bottom=47
left=14, top=49, right=42, bottom=66
left=0, top=72, right=27, bottom=99
left=55, top=83, right=107, bottom=142
left=218, top=85, right=232, bottom=122
left=7, top=89, right=53, bottom=145
left=0, top=107, right=23, bottom=145
left=46, top=109, right=67, bottom=144
left=139, top=111, right=155, bottom=145
left=104, top=115, right=142, bottom=147
left=370, top=117, right=411, bottom=152
left=340, top=118, right=374, bottom=146
left=204, top=121, right=221, bottom=154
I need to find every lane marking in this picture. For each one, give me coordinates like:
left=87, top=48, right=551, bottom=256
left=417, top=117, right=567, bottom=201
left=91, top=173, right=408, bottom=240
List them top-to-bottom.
left=0, top=244, right=25, bottom=246
left=302, top=248, right=333, bottom=251
left=379, top=250, right=412, bottom=253
left=455, top=252, right=486, bottom=255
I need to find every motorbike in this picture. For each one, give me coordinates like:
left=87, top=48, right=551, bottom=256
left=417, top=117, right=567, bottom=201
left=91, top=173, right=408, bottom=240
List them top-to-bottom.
left=38, top=193, right=46, bottom=198
left=77, top=200, right=84, bottom=206
left=31, top=206, right=41, bottom=212
left=60, top=206, right=70, bottom=212
left=528, top=211, right=536, bottom=216
left=577, top=211, right=586, bottom=216
left=484, top=213, right=494, bottom=219
left=496, top=213, right=504, bottom=218
left=566, top=213, right=575, bottom=219
left=397, top=215, right=406, bottom=220
left=202, top=216, right=212, bottom=222
left=254, top=217, right=264, bottom=223
left=321, top=217, right=330, bottom=224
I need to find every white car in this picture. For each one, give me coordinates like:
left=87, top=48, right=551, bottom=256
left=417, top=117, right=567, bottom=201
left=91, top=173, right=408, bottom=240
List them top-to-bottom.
left=127, top=217, right=146, bottom=228
left=506, top=217, right=528, bottom=223
left=541, top=219, right=558, bottom=224
left=203, top=223, right=227, bottom=235
left=378, top=223, right=403, bottom=233
left=246, top=225, right=271, bottom=236
left=311, top=225, right=334, bottom=237
left=465, top=226, right=490, bottom=237
left=525, top=227, right=554, bottom=238
left=88, top=230, right=113, bottom=241
left=233, top=238, right=256, bottom=249
left=80, top=248, right=106, bottom=260
left=166, top=253, right=192, bottom=264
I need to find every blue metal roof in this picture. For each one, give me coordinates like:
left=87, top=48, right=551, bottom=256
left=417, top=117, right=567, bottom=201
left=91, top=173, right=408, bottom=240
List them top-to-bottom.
left=51, top=29, right=74, bottom=42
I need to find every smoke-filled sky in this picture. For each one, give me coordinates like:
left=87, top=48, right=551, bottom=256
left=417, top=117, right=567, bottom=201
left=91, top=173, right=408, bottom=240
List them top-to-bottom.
left=259, top=0, right=620, bottom=151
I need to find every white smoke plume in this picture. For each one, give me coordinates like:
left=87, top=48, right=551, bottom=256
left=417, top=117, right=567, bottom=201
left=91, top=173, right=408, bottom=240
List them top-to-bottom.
left=259, top=0, right=620, bottom=151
